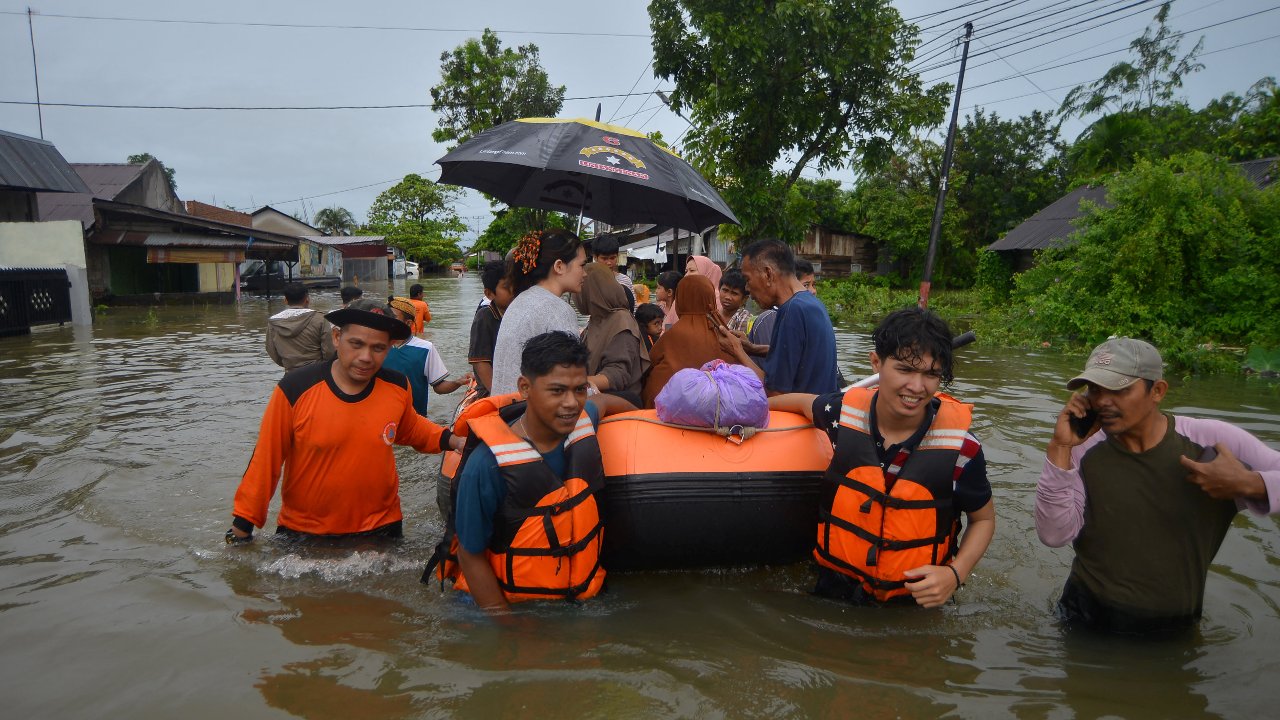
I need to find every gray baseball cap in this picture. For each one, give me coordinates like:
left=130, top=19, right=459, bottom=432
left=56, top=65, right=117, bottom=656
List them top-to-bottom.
left=1067, top=337, right=1163, bottom=391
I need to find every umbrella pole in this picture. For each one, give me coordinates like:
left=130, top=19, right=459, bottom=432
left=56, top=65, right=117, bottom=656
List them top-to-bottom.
left=575, top=177, right=590, bottom=237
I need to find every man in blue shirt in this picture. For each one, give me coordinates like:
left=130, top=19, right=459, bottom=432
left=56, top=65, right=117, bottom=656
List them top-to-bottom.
left=718, top=239, right=840, bottom=395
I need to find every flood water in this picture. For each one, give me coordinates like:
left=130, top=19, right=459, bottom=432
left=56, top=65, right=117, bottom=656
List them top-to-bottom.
left=2, top=274, right=1279, bottom=719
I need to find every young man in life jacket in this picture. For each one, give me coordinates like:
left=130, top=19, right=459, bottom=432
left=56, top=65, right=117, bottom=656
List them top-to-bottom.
left=769, top=308, right=995, bottom=607
left=429, top=331, right=635, bottom=609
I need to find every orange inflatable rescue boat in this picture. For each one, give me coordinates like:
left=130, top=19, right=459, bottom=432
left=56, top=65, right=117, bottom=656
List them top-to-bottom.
left=435, top=408, right=832, bottom=571
left=595, top=409, right=831, bottom=570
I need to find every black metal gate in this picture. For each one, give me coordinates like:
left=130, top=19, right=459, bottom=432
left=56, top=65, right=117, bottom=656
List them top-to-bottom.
left=0, top=267, right=73, bottom=338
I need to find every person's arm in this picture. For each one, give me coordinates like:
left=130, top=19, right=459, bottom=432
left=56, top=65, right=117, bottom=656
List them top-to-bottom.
left=317, top=315, right=336, bottom=361
left=716, top=325, right=765, bottom=381
left=265, top=328, right=284, bottom=367
left=589, top=333, right=642, bottom=393
left=471, top=361, right=494, bottom=393
left=432, top=372, right=474, bottom=395
left=229, top=387, right=294, bottom=540
left=396, top=390, right=462, bottom=452
left=587, top=392, right=638, bottom=418
left=768, top=393, right=818, bottom=422
left=1035, top=393, right=1102, bottom=546
left=1175, top=416, right=1280, bottom=514
left=454, top=447, right=509, bottom=610
left=904, top=499, right=996, bottom=608
left=457, top=545, right=509, bottom=610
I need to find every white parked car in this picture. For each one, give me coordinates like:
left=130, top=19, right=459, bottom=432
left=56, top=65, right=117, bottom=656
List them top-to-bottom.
left=405, top=261, right=419, bottom=278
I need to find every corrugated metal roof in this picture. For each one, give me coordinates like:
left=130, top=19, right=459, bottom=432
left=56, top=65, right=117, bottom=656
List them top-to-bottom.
left=0, top=129, right=91, bottom=193
left=1235, top=156, right=1278, bottom=189
left=35, top=163, right=149, bottom=228
left=987, top=185, right=1109, bottom=251
left=298, top=234, right=386, bottom=246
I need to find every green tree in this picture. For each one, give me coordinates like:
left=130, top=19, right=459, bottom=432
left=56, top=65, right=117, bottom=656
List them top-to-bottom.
left=650, top=0, right=949, bottom=242
left=1059, top=2, right=1204, bottom=119
left=429, top=29, right=566, bottom=148
left=953, top=109, right=1067, bottom=252
left=849, top=140, right=968, bottom=285
left=126, top=152, right=177, bottom=193
left=995, top=153, right=1280, bottom=368
left=365, top=175, right=466, bottom=268
left=312, top=206, right=357, bottom=236
left=473, top=208, right=572, bottom=255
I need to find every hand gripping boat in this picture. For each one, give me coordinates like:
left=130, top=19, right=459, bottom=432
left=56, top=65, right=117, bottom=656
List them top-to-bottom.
left=594, top=409, right=833, bottom=570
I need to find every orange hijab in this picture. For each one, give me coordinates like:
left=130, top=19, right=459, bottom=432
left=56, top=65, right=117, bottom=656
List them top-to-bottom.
left=642, top=274, right=735, bottom=408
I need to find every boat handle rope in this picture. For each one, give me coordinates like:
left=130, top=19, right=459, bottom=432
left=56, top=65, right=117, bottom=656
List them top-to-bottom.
left=597, top=415, right=815, bottom=442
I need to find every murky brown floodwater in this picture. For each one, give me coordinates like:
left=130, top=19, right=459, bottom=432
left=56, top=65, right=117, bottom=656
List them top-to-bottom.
left=2, top=275, right=1279, bottom=719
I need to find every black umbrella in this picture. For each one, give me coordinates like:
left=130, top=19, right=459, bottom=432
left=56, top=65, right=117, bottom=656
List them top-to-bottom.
left=435, top=117, right=738, bottom=232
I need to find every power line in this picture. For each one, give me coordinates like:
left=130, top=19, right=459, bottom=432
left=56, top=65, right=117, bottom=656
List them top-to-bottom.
left=916, top=0, right=1159, bottom=79
left=963, top=7, right=1280, bottom=91
left=0, top=10, right=651, bottom=38
left=608, top=60, right=653, bottom=123
left=0, top=90, right=671, bottom=112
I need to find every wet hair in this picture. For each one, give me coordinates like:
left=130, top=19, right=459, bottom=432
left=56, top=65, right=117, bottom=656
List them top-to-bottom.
left=509, top=229, right=583, bottom=295
left=742, top=238, right=796, bottom=276
left=794, top=258, right=814, bottom=278
left=480, top=260, right=507, bottom=293
left=720, top=268, right=748, bottom=295
left=657, top=270, right=683, bottom=292
left=282, top=283, right=307, bottom=304
left=409, top=283, right=424, bottom=299
left=340, top=286, right=363, bottom=303
left=634, top=302, right=664, bottom=328
left=871, top=307, right=956, bottom=383
left=520, top=330, right=589, bottom=379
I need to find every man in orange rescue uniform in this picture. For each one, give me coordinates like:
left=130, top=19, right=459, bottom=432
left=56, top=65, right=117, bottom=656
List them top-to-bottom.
left=226, top=306, right=464, bottom=543
left=769, top=308, right=995, bottom=607
left=430, top=331, right=633, bottom=609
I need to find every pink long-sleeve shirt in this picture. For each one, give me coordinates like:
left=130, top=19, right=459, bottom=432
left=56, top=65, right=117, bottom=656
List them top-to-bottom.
left=1036, top=415, right=1280, bottom=547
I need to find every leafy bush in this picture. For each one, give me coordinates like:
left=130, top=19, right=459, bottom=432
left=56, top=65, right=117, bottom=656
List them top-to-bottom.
left=979, top=153, right=1280, bottom=371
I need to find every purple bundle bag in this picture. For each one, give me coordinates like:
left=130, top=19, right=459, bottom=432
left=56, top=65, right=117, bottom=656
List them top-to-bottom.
left=655, top=359, right=770, bottom=429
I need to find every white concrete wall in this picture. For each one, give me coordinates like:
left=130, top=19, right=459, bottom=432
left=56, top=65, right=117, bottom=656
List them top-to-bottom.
left=0, top=220, right=92, bottom=326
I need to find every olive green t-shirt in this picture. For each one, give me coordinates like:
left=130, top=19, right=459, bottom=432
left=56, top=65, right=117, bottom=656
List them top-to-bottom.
left=1071, top=413, right=1238, bottom=619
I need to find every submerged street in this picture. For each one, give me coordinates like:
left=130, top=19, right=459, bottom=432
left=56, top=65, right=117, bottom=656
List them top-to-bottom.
left=2, top=275, right=1279, bottom=718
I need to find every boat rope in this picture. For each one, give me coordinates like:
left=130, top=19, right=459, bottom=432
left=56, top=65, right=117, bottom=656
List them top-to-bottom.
left=597, top=415, right=813, bottom=445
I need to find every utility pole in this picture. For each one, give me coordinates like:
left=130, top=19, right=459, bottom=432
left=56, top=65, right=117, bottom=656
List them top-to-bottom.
left=27, top=8, right=43, bottom=139
left=919, top=21, right=973, bottom=310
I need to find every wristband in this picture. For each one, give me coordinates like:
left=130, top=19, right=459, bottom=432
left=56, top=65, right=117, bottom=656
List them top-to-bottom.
left=440, top=428, right=454, bottom=449
left=946, top=564, right=963, bottom=590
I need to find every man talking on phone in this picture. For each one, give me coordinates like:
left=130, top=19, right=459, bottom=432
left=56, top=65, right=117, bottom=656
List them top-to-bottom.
left=1036, top=337, right=1280, bottom=634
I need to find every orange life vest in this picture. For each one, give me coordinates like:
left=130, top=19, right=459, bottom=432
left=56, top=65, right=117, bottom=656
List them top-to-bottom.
left=815, top=387, right=972, bottom=602
left=426, top=393, right=606, bottom=603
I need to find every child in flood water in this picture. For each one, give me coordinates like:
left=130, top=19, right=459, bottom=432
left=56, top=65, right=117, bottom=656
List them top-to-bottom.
left=467, top=260, right=515, bottom=398
left=768, top=308, right=995, bottom=608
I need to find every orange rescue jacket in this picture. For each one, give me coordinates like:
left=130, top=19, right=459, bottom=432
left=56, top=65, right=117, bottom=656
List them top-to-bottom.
left=815, top=387, right=972, bottom=602
left=426, top=393, right=606, bottom=603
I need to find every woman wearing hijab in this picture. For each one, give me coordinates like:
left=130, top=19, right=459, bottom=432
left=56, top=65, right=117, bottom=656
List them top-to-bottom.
left=685, top=255, right=724, bottom=315
left=581, top=263, right=650, bottom=407
left=641, top=274, right=735, bottom=408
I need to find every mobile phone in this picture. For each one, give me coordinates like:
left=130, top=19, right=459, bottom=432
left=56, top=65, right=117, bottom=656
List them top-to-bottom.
left=1069, top=408, right=1099, bottom=438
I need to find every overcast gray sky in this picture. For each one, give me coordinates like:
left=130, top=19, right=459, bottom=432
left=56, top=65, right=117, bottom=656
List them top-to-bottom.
left=2, top=0, right=1275, bottom=242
